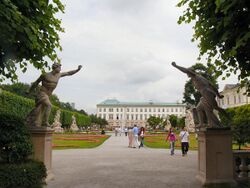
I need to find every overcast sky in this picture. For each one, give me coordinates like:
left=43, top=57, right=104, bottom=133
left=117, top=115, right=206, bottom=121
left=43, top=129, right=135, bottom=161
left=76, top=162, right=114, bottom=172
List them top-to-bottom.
left=16, top=0, right=237, bottom=113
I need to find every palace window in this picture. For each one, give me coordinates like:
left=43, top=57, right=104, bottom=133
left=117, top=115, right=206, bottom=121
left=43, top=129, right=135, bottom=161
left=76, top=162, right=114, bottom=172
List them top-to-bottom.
left=109, top=114, right=113, bottom=120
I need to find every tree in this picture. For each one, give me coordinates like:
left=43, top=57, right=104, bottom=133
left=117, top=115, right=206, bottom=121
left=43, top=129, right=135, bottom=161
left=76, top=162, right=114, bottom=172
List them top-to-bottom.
left=0, top=0, right=65, bottom=82
left=177, top=0, right=250, bottom=93
left=183, top=63, right=219, bottom=106
left=220, top=104, right=250, bottom=150
left=89, top=114, right=108, bottom=129
left=169, top=115, right=178, bottom=128
left=147, top=116, right=163, bottom=130
left=177, top=117, right=185, bottom=128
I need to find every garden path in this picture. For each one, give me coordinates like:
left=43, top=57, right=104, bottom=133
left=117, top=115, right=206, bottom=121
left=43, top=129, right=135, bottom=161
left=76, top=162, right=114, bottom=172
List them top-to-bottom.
left=45, top=133, right=201, bottom=188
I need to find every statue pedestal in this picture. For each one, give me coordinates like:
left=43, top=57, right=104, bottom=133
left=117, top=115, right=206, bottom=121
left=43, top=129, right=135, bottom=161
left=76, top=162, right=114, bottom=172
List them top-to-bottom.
left=29, top=127, right=54, bottom=181
left=196, top=128, right=236, bottom=186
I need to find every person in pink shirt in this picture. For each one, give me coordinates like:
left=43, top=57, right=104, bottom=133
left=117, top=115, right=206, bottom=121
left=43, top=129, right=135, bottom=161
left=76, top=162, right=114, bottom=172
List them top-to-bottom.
left=166, top=127, right=177, bottom=155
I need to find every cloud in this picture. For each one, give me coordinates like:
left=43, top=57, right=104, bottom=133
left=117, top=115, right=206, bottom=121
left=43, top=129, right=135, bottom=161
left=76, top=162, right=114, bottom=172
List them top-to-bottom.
left=12, top=0, right=236, bottom=113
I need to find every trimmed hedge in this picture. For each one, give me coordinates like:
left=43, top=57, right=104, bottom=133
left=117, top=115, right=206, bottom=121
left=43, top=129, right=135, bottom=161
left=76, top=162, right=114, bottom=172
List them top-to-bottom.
left=0, top=90, right=90, bottom=128
left=0, top=90, right=34, bottom=121
left=75, top=112, right=91, bottom=128
left=0, top=113, right=33, bottom=163
left=0, top=160, right=47, bottom=188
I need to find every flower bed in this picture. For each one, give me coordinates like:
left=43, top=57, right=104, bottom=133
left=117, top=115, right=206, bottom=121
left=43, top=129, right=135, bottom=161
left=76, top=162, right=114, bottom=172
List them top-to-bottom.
left=52, top=134, right=110, bottom=149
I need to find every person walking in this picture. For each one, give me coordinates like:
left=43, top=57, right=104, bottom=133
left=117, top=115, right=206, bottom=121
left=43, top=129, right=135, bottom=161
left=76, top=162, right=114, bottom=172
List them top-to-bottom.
left=132, top=125, right=139, bottom=148
left=124, top=127, right=128, bottom=136
left=128, top=127, right=134, bottom=148
left=139, top=127, right=145, bottom=148
left=166, top=127, right=177, bottom=155
left=179, top=127, right=189, bottom=156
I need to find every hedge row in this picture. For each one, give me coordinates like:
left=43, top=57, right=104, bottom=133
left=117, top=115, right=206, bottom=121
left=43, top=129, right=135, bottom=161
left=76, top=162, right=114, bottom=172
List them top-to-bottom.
left=0, top=90, right=90, bottom=128
left=0, top=160, right=47, bottom=188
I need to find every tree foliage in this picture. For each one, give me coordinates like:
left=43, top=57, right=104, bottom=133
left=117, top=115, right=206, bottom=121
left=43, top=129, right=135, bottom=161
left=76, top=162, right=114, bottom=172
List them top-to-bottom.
left=0, top=0, right=65, bottom=82
left=177, top=0, right=250, bottom=93
left=183, top=63, right=219, bottom=106
left=220, top=104, right=250, bottom=150
left=89, top=114, right=108, bottom=129
left=169, top=115, right=178, bottom=128
left=147, top=116, right=163, bottom=130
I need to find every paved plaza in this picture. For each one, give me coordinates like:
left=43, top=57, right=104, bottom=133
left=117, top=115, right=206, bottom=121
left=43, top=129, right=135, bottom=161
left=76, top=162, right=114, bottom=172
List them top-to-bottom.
left=45, top=134, right=201, bottom=188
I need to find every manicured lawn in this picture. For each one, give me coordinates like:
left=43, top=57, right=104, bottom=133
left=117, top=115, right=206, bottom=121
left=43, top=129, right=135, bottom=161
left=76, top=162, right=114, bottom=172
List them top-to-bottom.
left=52, top=133, right=110, bottom=149
left=144, top=133, right=250, bottom=150
left=144, top=133, right=198, bottom=150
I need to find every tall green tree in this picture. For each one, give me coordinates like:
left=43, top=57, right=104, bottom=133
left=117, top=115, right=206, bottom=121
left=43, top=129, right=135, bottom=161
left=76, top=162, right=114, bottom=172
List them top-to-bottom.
left=0, top=0, right=64, bottom=82
left=177, top=0, right=250, bottom=93
left=183, top=63, right=219, bottom=106
left=169, top=115, right=178, bottom=128
left=147, top=116, right=163, bottom=130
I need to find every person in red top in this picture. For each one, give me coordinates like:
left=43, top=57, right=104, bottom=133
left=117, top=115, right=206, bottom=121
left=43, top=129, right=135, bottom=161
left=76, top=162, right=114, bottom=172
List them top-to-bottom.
left=166, top=127, right=177, bottom=155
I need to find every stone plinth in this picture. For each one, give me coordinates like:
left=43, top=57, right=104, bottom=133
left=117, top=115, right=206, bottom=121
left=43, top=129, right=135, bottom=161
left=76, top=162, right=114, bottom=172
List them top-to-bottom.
left=29, top=126, right=54, bottom=181
left=196, top=128, right=236, bottom=186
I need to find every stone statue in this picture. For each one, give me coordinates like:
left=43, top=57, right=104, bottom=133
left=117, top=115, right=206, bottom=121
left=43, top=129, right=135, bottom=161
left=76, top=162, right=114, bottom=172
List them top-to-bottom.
left=172, top=62, right=226, bottom=128
left=26, top=63, right=82, bottom=127
left=185, top=109, right=196, bottom=132
left=52, top=110, right=64, bottom=132
left=70, top=115, right=79, bottom=131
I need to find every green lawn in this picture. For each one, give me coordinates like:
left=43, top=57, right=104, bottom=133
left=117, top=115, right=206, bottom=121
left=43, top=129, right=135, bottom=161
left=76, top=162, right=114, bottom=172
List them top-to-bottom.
left=52, top=133, right=110, bottom=149
left=144, top=133, right=250, bottom=150
left=144, top=133, right=198, bottom=150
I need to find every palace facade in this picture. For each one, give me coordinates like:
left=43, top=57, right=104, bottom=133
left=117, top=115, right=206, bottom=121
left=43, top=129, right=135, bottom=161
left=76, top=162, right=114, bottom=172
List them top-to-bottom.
left=217, top=84, right=249, bottom=109
left=96, top=99, right=186, bottom=128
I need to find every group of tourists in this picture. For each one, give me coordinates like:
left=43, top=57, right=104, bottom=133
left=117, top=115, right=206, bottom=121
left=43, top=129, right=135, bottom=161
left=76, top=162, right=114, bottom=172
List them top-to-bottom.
left=115, top=125, right=190, bottom=155
left=127, top=125, right=145, bottom=148
left=166, top=127, right=189, bottom=156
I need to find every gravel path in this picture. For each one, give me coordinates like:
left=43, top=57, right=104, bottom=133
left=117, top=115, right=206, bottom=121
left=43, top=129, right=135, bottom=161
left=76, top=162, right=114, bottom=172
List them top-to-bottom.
left=45, top=133, right=201, bottom=188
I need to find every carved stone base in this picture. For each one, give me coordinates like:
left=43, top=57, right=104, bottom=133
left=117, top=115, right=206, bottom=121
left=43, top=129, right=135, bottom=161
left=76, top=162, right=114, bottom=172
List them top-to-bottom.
left=29, top=126, right=54, bottom=182
left=197, top=128, right=236, bottom=186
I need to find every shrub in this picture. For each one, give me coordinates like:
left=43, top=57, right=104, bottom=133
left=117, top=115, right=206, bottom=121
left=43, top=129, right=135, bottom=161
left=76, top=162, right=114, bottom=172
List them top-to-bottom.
left=220, top=104, right=250, bottom=150
left=0, top=113, right=33, bottom=163
left=0, top=160, right=47, bottom=188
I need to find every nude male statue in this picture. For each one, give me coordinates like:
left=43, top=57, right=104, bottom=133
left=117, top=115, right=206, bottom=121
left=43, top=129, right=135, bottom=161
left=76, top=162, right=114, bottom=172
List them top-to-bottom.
left=172, top=62, right=226, bottom=128
left=26, top=63, right=82, bottom=127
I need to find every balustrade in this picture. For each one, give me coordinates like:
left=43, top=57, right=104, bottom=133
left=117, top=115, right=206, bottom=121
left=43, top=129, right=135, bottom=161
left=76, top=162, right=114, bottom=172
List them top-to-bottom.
left=233, top=150, right=250, bottom=181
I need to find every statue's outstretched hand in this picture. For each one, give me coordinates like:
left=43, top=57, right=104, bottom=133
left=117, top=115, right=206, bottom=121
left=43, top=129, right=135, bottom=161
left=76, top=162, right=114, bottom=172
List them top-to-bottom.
left=171, top=62, right=177, bottom=67
left=78, top=65, right=82, bottom=70
left=218, top=94, right=224, bottom=99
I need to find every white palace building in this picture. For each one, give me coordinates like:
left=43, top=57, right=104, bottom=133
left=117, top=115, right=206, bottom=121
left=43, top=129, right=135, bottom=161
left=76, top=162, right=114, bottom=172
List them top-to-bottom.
left=96, top=99, right=186, bottom=129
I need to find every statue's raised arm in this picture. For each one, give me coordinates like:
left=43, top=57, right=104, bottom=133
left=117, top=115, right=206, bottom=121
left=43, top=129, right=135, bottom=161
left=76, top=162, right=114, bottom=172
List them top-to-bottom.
left=171, top=62, right=196, bottom=77
left=60, top=65, right=82, bottom=77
